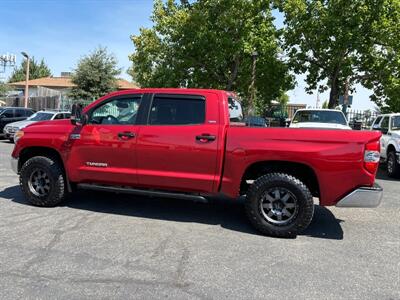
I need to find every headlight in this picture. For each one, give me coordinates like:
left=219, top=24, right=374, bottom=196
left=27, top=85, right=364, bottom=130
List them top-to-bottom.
left=14, top=130, right=24, bottom=143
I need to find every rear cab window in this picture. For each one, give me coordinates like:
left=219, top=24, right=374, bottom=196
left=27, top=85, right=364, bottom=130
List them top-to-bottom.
left=228, top=97, right=244, bottom=123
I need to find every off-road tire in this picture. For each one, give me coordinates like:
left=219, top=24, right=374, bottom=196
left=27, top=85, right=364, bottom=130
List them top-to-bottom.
left=387, top=151, right=400, bottom=178
left=20, top=156, right=66, bottom=207
left=245, top=173, right=314, bottom=238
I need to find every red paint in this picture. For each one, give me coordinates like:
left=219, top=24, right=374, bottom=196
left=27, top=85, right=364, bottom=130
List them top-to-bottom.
left=12, top=88, right=382, bottom=206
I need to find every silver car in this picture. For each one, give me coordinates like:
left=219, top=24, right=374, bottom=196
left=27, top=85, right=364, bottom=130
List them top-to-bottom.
left=3, top=110, right=71, bottom=142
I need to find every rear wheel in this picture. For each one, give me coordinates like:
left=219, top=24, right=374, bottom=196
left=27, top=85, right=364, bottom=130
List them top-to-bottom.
left=387, top=151, right=400, bottom=178
left=20, top=156, right=66, bottom=207
left=245, top=173, right=314, bottom=238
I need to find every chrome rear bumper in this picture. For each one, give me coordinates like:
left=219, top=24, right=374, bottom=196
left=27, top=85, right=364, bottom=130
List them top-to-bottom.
left=336, top=184, right=383, bottom=208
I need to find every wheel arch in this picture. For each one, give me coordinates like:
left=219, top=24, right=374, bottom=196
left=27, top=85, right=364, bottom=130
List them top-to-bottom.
left=387, top=143, right=397, bottom=156
left=17, top=146, right=73, bottom=192
left=18, top=146, right=64, bottom=172
left=240, top=160, right=320, bottom=197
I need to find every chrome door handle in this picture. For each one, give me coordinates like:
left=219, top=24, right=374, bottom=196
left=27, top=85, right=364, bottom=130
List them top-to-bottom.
left=196, top=134, right=216, bottom=142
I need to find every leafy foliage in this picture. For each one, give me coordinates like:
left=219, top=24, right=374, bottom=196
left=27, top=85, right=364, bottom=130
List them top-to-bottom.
left=129, top=0, right=294, bottom=112
left=278, top=0, right=400, bottom=111
left=359, top=0, right=400, bottom=112
left=70, top=47, right=121, bottom=101
left=8, top=57, right=51, bottom=83
left=0, top=82, right=9, bottom=97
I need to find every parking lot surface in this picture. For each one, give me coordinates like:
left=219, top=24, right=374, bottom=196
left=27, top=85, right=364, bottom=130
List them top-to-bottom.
left=0, top=140, right=399, bottom=299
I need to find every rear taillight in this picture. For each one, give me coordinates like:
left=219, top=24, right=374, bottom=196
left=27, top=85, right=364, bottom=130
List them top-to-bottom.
left=364, top=140, right=380, bottom=174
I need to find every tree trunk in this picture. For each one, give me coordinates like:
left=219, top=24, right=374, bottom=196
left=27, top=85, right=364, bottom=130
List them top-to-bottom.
left=226, top=56, right=240, bottom=91
left=328, top=76, right=339, bottom=108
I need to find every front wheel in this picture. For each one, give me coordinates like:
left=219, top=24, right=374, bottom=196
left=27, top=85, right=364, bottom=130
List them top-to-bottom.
left=387, top=151, right=400, bottom=178
left=20, top=156, right=66, bottom=207
left=245, top=173, right=314, bottom=238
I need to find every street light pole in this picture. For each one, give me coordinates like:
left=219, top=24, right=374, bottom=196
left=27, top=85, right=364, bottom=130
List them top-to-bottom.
left=248, top=51, right=258, bottom=115
left=21, top=52, right=29, bottom=108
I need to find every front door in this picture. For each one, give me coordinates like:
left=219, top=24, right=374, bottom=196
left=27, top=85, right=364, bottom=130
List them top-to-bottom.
left=136, top=93, right=220, bottom=193
left=67, top=95, right=143, bottom=186
left=0, top=109, right=15, bottom=131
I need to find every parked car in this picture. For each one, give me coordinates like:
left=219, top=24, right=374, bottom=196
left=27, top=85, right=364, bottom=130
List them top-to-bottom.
left=11, top=89, right=382, bottom=237
left=0, top=107, right=34, bottom=138
left=289, top=109, right=351, bottom=130
left=3, top=110, right=71, bottom=142
left=371, top=113, right=400, bottom=177
left=245, top=116, right=268, bottom=127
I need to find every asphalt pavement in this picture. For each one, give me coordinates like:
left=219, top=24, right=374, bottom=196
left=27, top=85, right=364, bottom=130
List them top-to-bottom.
left=0, top=139, right=399, bottom=299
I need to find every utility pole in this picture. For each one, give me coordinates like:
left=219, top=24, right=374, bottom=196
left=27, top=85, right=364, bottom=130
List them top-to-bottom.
left=248, top=51, right=258, bottom=115
left=21, top=52, right=29, bottom=108
left=316, top=92, right=320, bottom=108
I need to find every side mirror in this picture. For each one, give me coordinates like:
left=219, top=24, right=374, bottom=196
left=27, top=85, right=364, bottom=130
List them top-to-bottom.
left=70, top=103, right=85, bottom=126
left=381, top=128, right=388, bottom=134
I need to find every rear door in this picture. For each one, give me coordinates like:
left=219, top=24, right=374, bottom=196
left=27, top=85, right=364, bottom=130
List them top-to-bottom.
left=135, top=92, right=221, bottom=193
left=67, top=94, right=144, bottom=186
left=15, top=109, right=27, bottom=122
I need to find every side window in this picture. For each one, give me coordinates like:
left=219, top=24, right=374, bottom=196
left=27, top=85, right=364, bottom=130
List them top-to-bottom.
left=149, top=96, right=205, bottom=125
left=89, top=97, right=141, bottom=125
left=3, top=109, right=14, bottom=118
left=15, top=109, right=25, bottom=117
left=25, top=110, right=34, bottom=117
left=53, top=113, right=64, bottom=120
left=64, top=113, right=71, bottom=119
left=372, top=116, right=382, bottom=127
left=381, top=117, right=389, bottom=130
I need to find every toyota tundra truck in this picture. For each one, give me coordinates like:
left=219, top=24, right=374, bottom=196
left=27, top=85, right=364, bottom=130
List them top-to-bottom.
left=10, top=89, right=383, bottom=237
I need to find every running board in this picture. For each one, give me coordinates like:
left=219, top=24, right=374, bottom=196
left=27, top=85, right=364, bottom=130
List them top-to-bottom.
left=77, top=183, right=208, bottom=203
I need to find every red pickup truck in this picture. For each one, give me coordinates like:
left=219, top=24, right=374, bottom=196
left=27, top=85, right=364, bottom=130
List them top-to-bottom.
left=11, top=89, right=383, bottom=237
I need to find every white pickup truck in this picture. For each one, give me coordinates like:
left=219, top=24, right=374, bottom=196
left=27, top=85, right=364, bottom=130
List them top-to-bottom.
left=289, top=109, right=351, bottom=130
left=371, top=113, right=400, bottom=177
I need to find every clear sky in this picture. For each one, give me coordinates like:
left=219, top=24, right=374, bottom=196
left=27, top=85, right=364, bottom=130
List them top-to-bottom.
left=1, top=0, right=375, bottom=110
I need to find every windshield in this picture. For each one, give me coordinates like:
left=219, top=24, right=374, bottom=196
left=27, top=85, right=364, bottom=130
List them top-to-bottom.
left=292, top=110, right=347, bottom=125
left=27, top=112, right=53, bottom=121
left=392, top=116, right=400, bottom=130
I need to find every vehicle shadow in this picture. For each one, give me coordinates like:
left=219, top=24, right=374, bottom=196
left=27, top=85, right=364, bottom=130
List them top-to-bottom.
left=376, top=165, right=399, bottom=182
left=0, top=185, right=343, bottom=240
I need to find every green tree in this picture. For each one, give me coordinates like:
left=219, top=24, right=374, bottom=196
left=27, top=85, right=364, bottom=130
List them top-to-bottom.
left=129, top=0, right=294, bottom=112
left=277, top=0, right=399, bottom=109
left=359, top=0, right=400, bottom=112
left=70, top=47, right=121, bottom=101
left=8, top=57, right=51, bottom=82
left=0, top=82, right=9, bottom=97
left=322, top=100, right=329, bottom=109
